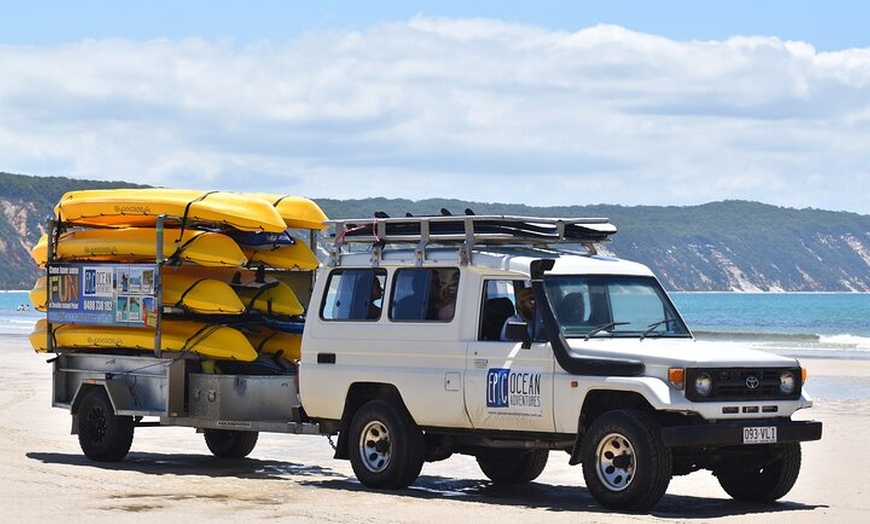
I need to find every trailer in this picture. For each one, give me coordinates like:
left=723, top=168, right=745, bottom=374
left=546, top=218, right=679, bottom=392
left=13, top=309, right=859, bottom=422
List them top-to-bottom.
left=52, top=352, right=320, bottom=461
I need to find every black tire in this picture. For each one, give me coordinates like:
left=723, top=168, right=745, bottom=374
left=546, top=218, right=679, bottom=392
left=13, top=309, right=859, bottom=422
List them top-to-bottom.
left=77, top=388, right=134, bottom=462
left=348, top=399, right=424, bottom=489
left=581, top=409, right=672, bottom=511
left=203, top=429, right=259, bottom=458
left=716, top=443, right=802, bottom=502
left=477, top=449, right=549, bottom=484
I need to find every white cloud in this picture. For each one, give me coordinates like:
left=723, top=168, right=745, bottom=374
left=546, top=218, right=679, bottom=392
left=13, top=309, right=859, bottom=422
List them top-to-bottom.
left=1, top=18, right=869, bottom=213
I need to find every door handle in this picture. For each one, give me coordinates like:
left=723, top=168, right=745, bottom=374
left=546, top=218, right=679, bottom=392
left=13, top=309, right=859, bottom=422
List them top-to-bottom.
left=474, top=359, right=488, bottom=368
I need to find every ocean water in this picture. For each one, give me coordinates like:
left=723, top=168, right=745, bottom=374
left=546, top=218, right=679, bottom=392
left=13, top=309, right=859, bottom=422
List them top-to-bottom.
left=3, top=290, right=868, bottom=359
left=0, top=291, right=42, bottom=337
left=670, top=292, right=870, bottom=360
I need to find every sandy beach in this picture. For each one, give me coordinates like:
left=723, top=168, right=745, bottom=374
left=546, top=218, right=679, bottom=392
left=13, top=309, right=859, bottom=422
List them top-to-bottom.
left=1, top=334, right=868, bottom=523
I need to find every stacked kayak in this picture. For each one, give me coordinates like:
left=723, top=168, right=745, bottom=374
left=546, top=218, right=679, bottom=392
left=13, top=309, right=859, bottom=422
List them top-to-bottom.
left=29, top=188, right=326, bottom=366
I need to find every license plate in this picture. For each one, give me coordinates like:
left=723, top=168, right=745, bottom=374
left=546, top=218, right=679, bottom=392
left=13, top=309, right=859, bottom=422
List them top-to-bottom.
left=743, top=426, right=777, bottom=444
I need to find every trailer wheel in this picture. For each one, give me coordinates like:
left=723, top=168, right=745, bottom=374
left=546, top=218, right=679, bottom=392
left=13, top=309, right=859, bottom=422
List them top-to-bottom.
left=77, top=388, right=134, bottom=462
left=349, top=400, right=424, bottom=489
left=581, top=409, right=672, bottom=511
left=203, top=429, right=259, bottom=458
left=716, top=442, right=801, bottom=502
left=477, top=449, right=549, bottom=484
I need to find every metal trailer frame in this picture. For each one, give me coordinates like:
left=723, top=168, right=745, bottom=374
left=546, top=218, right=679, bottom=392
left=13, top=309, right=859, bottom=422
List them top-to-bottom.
left=53, top=352, right=322, bottom=435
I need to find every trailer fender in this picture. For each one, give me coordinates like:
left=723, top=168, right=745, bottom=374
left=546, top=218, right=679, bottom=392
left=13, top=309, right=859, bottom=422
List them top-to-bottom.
left=70, top=381, right=139, bottom=433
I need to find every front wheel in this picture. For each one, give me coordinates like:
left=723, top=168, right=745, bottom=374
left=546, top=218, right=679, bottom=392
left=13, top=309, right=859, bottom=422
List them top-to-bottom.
left=77, top=388, right=134, bottom=462
left=349, top=400, right=424, bottom=489
left=581, top=409, right=672, bottom=511
left=203, top=429, right=259, bottom=458
left=716, top=443, right=802, bottom=502
left=477, top=449, right=549, bottom=484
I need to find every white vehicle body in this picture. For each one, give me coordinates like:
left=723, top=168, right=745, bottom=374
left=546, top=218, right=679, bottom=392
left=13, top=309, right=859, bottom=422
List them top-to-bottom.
left=297, top=215, right=821, bottom=510
left=300, top=249, right=813, bottom=429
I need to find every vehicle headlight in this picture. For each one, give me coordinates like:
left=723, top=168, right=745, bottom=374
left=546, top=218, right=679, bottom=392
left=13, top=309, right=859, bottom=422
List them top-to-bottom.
left=779, top=371, right=796, bottom=395
left=694, top=372, right=713, bottom=397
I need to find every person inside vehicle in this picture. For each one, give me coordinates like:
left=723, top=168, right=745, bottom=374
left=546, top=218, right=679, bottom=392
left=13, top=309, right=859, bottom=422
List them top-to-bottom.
left=431, top=268, right=459, bottom=321
left=368, top=276, right=384, bottom=319
left=501, top=286, right=535, bottom=339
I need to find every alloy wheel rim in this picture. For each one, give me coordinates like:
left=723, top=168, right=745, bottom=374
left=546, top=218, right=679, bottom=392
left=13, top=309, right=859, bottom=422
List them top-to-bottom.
left=359, top=420, right=391, bottom=473
left=595, top=432, right=636, bottom=492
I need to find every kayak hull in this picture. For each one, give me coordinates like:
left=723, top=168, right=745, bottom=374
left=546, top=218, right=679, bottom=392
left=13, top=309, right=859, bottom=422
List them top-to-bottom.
left=55, top=188, right=287, bottom=233
left=30, top=318, right=258, bottom=361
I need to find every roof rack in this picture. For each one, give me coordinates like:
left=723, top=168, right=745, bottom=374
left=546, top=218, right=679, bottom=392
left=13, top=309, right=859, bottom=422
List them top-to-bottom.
left=325, top=215, right=617, bottom=266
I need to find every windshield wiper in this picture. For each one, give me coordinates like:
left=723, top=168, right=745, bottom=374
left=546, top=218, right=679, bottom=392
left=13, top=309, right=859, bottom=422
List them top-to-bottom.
left=640, top=318, right=679, bottom=340
left=585, top=321, right=630, bottom=341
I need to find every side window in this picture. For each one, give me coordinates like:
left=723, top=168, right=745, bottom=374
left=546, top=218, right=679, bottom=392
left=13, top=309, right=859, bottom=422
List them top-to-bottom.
left=389, top=267, right=459, bottom=322
left=320, top=269, right=386, bottom=321
left=479, top=279, right=544, bottom=341
left=480, top=280, right=516, bottom=340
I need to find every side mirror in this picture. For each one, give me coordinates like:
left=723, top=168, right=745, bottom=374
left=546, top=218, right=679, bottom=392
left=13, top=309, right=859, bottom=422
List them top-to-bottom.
left=504, top=321, right=532, bottom=349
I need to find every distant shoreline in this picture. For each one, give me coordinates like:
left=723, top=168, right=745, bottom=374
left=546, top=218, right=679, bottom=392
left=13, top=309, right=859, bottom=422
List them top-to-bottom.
left=669, top=290, right=870, bottom=294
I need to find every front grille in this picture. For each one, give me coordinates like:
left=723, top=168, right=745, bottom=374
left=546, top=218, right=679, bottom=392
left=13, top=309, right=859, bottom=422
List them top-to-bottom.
left=685, top=367, right=802, bottom=402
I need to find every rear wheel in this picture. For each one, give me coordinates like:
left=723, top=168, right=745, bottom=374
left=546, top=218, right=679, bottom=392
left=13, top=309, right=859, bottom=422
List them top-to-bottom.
left=77, top=388, right=134, bottom=462
left=349, top=400, right=424, bottom=489
left=581, top=409, right=672, bottom=511
left=203, top=429, right=259, bottom=458
left=716, top=443, right=802, bottom=502
left=477, top=449, right=549, bottom=484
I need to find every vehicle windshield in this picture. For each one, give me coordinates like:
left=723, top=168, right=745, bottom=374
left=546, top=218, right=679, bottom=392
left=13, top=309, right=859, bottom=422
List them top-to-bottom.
left=544, top=275, right=691, bottom=339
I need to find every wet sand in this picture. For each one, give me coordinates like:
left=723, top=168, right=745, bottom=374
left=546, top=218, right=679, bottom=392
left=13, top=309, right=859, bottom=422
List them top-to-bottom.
left=1, top=335, right=867, bottom=523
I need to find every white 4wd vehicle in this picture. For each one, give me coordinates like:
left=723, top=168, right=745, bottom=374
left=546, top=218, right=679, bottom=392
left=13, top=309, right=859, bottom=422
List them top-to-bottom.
left=300, top=214, right=822, bottom=510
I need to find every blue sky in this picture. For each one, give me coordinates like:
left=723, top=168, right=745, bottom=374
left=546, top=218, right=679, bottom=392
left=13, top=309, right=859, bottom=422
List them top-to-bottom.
left=2, top=1, right=869, bottom=213
left=3, top=1, right=864, bottom=51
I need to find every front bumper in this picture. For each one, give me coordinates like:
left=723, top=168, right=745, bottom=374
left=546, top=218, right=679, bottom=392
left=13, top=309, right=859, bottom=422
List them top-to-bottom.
left=661, top=419, right=822, bottom=448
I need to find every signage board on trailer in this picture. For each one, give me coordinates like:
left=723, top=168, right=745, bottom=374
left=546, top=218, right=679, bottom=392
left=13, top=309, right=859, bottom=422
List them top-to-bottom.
left=46, top=263, right=159, bottom=327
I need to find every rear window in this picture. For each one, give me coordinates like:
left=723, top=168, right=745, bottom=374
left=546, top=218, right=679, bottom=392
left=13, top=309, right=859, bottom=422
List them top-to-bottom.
left=389, top=268, right=459, bottom=322
left=320, top=269, right=386, bottom=321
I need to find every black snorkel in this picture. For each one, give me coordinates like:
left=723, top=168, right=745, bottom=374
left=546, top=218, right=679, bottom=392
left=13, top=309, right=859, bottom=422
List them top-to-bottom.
left=530, top=259, right=645, bottom=377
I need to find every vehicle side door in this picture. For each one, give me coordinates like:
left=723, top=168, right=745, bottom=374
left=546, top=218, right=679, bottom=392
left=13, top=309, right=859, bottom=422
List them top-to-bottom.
left=464, top=279, right=556, bottom=432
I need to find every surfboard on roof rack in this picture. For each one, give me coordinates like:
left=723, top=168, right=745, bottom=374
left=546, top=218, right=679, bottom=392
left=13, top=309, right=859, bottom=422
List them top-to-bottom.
left=328, top=215, right=617, bottom=245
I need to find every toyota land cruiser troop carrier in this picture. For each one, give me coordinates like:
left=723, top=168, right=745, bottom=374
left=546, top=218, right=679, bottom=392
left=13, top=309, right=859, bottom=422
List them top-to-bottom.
left=41, top=213, right=823, bottom=512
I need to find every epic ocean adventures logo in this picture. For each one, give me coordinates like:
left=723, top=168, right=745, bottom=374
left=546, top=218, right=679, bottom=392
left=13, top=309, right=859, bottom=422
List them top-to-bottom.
left=486, top=368, right=542, bottom=414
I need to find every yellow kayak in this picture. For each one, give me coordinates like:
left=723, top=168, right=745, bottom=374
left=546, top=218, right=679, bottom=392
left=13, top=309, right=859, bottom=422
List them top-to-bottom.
left=55, top=188, right=287, bottom=233
left=246, top=193, right=328, bottom=230
left=30, top=228, right=248, bottom=267
left=243, top=242, right=319, bottom=270
left=168, top=266, right=309, bottom=315
left=30, top=273, right=246, bottom=315
left=161, top=273, right=246, bottom=314
left=29, top=277, right=47, bottom=312
left=234, top=279, right=304, bottom=316
left=30, top=318, right=258, bottom=361
left=245, top=328, right=302, bottom=361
